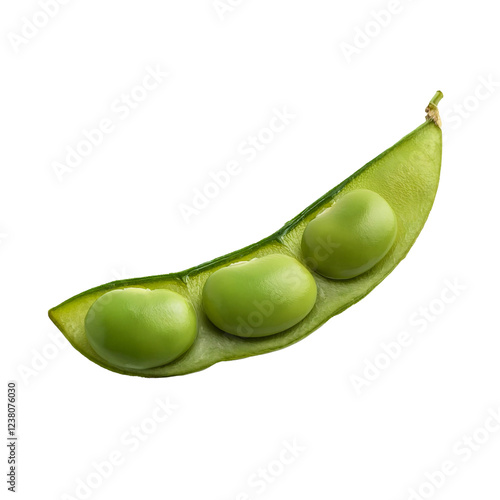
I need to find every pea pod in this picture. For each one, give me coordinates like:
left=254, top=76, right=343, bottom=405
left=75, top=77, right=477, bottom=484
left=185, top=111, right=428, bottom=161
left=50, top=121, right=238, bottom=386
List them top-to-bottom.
left=49, top=92, right=443, bottom=378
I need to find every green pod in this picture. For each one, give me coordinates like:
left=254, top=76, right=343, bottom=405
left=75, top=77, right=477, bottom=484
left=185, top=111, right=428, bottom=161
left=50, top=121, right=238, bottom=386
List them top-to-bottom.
left=49, top=92, right=443, bottom=378
left=301, top=189, right=398, bottom=279
left=202, top=254, right=317, bottom=337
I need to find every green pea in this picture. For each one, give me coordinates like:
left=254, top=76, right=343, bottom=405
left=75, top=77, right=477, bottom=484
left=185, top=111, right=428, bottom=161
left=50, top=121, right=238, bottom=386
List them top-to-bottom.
left=301, top=189, right=397, bottom=279
left=202, top=254, right=317, bottom=337
left=85, top=288, right=197, bottom=370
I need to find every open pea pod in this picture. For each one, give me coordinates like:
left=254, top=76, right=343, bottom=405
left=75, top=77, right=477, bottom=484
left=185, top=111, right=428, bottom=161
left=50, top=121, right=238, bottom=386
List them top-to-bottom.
left=49, top=92, right=443, bottom=377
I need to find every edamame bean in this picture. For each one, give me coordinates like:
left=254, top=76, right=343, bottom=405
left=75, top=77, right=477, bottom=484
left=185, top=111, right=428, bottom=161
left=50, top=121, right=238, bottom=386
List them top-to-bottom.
left=50, top=92, right=443, bottom=377
left=301, top=189, right=397, bottom=279
left=202, top=254, right=317, bottom=337
left=85, top=288, right=197, bottom=370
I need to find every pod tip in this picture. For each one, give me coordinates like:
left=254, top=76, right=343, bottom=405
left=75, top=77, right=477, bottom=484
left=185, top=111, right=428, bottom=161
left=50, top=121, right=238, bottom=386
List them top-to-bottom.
left=425, top=90, right=443, bottom=128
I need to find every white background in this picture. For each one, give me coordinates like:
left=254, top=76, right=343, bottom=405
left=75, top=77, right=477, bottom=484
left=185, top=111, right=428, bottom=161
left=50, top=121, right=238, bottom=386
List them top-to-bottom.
left=1, top=1, right=500, bottom=499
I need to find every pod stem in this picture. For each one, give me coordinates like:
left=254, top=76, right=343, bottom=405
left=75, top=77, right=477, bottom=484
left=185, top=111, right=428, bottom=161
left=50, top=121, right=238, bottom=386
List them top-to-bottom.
left=425, top=90, right=443, bottom=128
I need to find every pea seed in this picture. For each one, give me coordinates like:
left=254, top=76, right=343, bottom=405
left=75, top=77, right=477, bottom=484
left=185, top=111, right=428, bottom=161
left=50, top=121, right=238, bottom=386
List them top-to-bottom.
left=301, top=189, right=397, bottom=279
left=202, top=254, right=317, bottom=337
left=85, top=288, right=197, bottom=370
